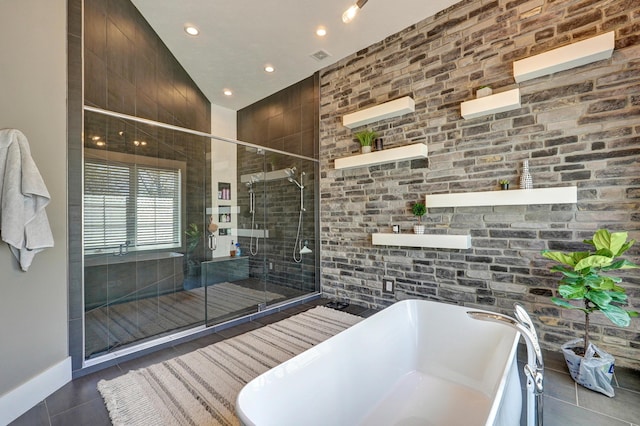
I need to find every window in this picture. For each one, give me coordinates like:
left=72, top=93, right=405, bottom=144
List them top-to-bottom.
left=84, top=156, right=182, bottom=252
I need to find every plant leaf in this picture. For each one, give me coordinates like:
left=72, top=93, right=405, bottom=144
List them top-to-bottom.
left=616, top=239, right=636, bottom=257
left=541, top=250, right=575, bottom=266
left=574, top=255, right=614, bottom=271
left=558, top=284, right=585, bottom=299
left=586, top=290, right=612, bottom=308
left=607, top=291, right=628, bottom=303
left=551, top=297, right=586, bottom=311
left=600, top=304, right=631, bottom=327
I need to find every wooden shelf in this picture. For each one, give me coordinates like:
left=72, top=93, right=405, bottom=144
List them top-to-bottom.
left=514, top=32, right=614, bottom=83
left=461, top=88, right=521, bottom=119
left=342, top=96, right=415, bottom=129
left=334, top=143, right=428, bottom=170
left=425, top=186, right=577, bottom=209
left=372, top=233, right=471, bottom=249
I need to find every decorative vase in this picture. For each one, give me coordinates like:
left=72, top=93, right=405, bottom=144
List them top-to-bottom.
left=477, top=87, right=493, bottom=98
left=375, top=138, right=384, bottom=151
left=361, top=145, right=372, bottom=154
left=520, top=160, right=533, bottom=189
left=413, top=224, right=425, bottom=234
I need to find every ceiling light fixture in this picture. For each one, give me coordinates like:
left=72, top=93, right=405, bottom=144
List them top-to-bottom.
left=342, top=0, right=368, bottom=23
left=184, top=24, right=199, bottom=36
left=316, top=27, right=327, bottom=37
left=264, top=65, right=275, bottom=73
left=223, top=89, right=233, bottom=96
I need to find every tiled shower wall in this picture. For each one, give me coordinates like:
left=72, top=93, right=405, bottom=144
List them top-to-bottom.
left=69, top=0, right=212, bottom=374
left=319, top=0, right=640, bottom=368
left=237, top=76, right=320, bottom=290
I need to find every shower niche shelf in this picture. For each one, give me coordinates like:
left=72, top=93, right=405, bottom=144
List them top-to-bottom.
left=334, top=143, right=428, bottom=170
left=425, top=186, right=577, bottom=209
left=372, top=233, right=471, bottom=249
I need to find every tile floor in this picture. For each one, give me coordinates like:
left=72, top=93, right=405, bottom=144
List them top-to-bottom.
left=11, top=299, right=640, bottom=426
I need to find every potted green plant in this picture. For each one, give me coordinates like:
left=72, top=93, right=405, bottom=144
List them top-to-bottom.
left=355, top=129, right=377, bottom=154
left=499, top=179, right=510, bottom=190
left=412, top=202, right=426, bottom=234
left=185, top=223, right=202, bottom=276
left=541, top=229, right=638, bottom=396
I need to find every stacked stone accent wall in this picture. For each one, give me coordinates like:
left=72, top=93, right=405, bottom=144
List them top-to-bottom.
left=319, top=0, right=640, bottom=368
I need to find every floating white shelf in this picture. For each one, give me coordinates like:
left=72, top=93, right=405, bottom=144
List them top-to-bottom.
left=514, top=31, right=614, bottom=83
left=461, top=88, right=521, bottom=119
left=342, top=96, right=415, bottom=129
left=334, top=143, right=428, bottom=170
left=425, top=186, right=577, bottom=209
left=372, top=233, right=472, bottom=249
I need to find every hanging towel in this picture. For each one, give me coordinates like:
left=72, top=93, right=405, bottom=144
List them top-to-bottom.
left=0, top=129, right=54, bottom=271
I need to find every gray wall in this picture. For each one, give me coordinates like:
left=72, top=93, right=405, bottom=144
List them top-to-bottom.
left=0, top=0, right=68, bottom=395
left=319, top=0, right=640, bottom=368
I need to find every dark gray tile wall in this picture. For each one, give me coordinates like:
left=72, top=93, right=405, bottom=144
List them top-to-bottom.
left=69, top=0, right=212, bottom=374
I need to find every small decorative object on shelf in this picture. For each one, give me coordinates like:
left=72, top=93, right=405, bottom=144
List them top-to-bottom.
left=476, top=85, right=493, bottom=98
left=355, top=129, right=376, bottom=154
left=375, top=137, right=384, bottom=151
left=519, top=160, right=533, bottom=189
left=499, top=179, right=510, bottom=190
left=412, top=202, right=426, bottom=234
left=392, top=224, right=400, bottom=234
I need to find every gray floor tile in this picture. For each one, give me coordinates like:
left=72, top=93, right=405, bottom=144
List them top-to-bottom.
left=116, top=346, right=179, bottom=372
left=45, top=366, right=121, bottom=417
left=616, top=366, right=640, bottom=393
left=543, top=368, right=578, bottom=404
left=577, top=384, right=640, bottom=424
left=543, top=396, right=631, bottom=426
left=50, top=397, right=111, bottom=426
left=9, top=401, right=49, bottom=426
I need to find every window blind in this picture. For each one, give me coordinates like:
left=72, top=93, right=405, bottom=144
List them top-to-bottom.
left=84, top=159, right=181, bottom=251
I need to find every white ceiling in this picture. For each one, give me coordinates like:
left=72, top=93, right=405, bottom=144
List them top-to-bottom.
left=132, top=0, right=461, bottom=111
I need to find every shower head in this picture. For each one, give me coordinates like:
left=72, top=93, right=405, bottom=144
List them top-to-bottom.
left=284, top=167, right=296, bottom=178
left=288, top=176, right=303, bottom=189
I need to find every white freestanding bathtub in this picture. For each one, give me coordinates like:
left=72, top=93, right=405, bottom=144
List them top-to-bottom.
left=236, top=299, right=522, bottom=426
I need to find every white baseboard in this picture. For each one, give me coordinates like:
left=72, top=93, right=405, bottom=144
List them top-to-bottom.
left=0, top=356, right=71, bottom=425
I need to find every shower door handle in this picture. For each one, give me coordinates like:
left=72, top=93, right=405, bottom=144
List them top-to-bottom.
left=208, top=234, right=217, bottom=251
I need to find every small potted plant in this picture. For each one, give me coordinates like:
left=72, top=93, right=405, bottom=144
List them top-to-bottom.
left=477, top=85, right=493, bottom=98
left=355, top=129, right=377, bottom=154
left=499, top=179, right=510, bottom=190
left=412, top=202, right=426, bottom=234
left=185, top=223, right=202, bottom=276
left=541, top=229, right=638, bottom=396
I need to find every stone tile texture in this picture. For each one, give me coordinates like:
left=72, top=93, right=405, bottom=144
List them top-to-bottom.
left=318, top=0, right=640, bottom=369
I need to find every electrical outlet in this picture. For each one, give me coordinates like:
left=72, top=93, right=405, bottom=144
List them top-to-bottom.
left=269, top=262, right=273, bottom=270
left=382, top=278, right=395, bottom=294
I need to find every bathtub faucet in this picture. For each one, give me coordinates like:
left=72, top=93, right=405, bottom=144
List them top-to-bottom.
left=114, top=241, right=130, bottom=256
left=467, top=304, right=543, bottom=426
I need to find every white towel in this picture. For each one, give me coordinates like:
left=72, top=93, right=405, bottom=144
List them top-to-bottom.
left=0, top=129, right=54, bottom=271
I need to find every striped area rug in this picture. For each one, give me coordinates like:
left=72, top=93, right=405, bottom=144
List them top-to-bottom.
left=98, top=306, right=362, bottom=426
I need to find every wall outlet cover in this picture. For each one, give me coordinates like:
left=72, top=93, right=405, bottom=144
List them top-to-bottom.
left=383, top=278, right=395, bottom=294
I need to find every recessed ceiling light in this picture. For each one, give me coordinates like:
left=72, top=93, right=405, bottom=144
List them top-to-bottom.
left=184, top=24, right=199, bottom=36
left=316, top=27, right=327, bottom=37
left=264, top=65, right=275, bottom=73
left=223, top=89, right=233, bottom=96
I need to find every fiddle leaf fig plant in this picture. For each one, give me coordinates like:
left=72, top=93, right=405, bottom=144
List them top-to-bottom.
left=541, top=229, right=638, bottom=352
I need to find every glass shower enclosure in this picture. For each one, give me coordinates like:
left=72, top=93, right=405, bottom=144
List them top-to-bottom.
left=82, top=110, right=318, bottom=360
